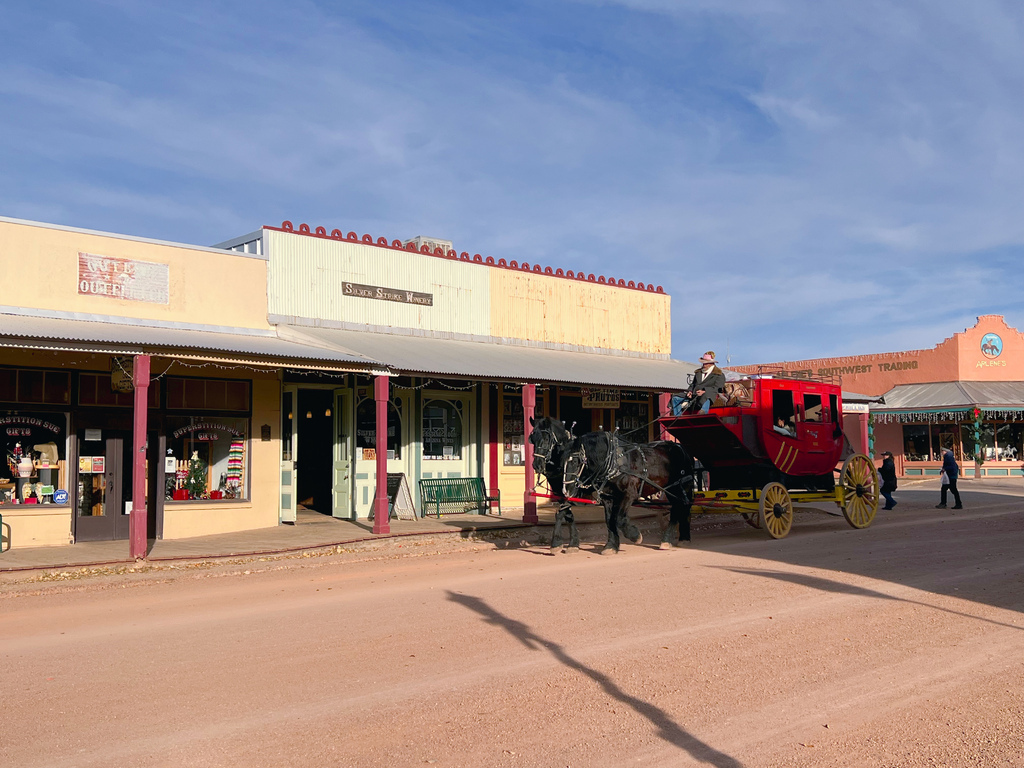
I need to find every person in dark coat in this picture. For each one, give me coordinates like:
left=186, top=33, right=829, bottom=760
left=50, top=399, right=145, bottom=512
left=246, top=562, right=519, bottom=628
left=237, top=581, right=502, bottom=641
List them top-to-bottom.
left=682, top=351, right=726, bottom=414
left=936, top=447, right=963, bottom=509
left=879, top=451, right=898, bottom=509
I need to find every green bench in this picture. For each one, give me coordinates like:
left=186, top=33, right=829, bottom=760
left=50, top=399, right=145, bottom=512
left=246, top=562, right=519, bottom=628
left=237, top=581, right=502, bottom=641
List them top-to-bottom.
left=418, top=477, right=501, bottom=518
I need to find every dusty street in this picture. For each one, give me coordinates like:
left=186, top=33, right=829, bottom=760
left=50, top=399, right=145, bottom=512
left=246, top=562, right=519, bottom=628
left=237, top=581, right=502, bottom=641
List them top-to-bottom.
left=2, top=484, right=1023, bottom=768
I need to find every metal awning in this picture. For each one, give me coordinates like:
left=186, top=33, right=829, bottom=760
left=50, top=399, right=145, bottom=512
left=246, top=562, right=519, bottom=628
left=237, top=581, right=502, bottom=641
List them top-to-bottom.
left=0, top=311, right=382, bottom=372
left=285, top=325, right=697, bottom=390
left=871, top=381, right=1024, bottom=420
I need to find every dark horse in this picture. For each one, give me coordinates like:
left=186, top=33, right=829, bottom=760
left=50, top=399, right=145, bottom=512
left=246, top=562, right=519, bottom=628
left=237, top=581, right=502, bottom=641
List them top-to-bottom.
left=529, top=416, right=585, bottom=551
left=563, top=430, right=696, bottom=554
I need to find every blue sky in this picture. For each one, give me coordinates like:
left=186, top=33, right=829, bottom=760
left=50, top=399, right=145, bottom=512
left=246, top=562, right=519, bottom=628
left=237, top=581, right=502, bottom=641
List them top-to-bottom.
left=2, top=1, right=1022, bottom=364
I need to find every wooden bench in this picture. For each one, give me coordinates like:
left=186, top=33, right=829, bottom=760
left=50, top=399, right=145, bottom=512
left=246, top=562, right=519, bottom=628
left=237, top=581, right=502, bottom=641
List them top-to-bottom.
left=418, top=478, right=501, bottom=518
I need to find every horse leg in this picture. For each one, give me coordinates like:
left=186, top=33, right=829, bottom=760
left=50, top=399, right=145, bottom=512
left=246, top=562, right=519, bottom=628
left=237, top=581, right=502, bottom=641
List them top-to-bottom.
left=620, top=491, right=643, bottom=545
left=660, top=494, right=689, bottom=549
left=601, top=496, right=620, bottom=554
left=550, top=501, right=566, bottom=551
left=565, top=506, right=580, bottom=552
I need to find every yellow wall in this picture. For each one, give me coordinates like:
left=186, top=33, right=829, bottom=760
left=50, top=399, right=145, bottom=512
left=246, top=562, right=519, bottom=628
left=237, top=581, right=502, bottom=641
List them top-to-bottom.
left=0, top=218, right=272, bottom=330
left=490, top=270, right=671, bottom=355
left=1, top=506, right=72, bottom=548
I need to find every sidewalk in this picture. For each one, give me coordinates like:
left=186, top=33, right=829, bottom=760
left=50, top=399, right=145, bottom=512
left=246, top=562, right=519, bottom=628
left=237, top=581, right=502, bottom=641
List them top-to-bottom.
left=0, top=503, right=623, bottom=574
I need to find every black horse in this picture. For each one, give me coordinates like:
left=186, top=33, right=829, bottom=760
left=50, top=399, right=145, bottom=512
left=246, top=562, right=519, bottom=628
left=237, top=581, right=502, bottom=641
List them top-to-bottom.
left=528, top=416, right=585, bottom=551
left=563, top=430, right=696, bottom=554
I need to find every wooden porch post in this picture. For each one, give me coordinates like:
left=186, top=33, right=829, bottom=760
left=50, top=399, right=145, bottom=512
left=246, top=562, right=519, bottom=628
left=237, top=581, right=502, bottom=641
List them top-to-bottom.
left=130, top=354, right=150, bottom=560
left=372, top=374, right=391, bottom=534
left=522, top=383, right=538, bottom=524
left=658, top=392, right=671, bottom=441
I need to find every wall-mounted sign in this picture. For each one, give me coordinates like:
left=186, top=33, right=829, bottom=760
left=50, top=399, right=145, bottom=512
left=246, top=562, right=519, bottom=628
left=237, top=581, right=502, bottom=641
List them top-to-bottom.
left=78, top=252, right=170, bottom=304
left=343, top=281, right=433, bottom=306
left=981, top=333, right=1003, bottom=358
left=111, top=357, right=134, bottom=393
left=582, top=389, right=620, bottom=409
left=261, top=424, right=272, bottom=441
left=84, top=428, right=102, bottom=441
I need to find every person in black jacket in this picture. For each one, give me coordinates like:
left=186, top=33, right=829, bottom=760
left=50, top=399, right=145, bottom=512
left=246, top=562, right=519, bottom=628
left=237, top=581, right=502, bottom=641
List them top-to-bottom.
left=682, top=351, right=727, bottom=414
left=936, top=447, right=963, bottom=509
left=879, top=451, right=898, bottom=509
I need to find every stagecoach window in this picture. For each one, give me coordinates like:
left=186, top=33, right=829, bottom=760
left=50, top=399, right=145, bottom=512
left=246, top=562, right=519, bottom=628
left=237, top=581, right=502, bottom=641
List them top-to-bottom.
left=771, top=390, right=796, bottom=435
left=803, top=394, right=823, bottom=422
left=830, top=394, right=839, bottom=426
left=355, top=399, right=402, bottom=460
left=423, top=400, right=462, bottom=460
left=166, top=417, right=248, bottom=501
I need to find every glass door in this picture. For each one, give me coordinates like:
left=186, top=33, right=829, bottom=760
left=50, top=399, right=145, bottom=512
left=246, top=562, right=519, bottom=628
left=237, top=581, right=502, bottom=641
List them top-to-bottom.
left=280, top=386, right=298, bottom=524
left=332, top=388, right=353, bottom=519
left=75, top=429, right=131, bottom=542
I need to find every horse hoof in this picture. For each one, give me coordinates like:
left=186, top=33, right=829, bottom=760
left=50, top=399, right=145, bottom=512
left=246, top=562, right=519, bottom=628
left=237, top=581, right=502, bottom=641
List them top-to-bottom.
left=633, top=532, right=643, bottom=545
left=659, top=541, right=673, bottom=550
left=549, top=546, right=561, bottom=553
left=565, top=546, right=580, bottom=554
left=600, top=547, right=618, bottom=556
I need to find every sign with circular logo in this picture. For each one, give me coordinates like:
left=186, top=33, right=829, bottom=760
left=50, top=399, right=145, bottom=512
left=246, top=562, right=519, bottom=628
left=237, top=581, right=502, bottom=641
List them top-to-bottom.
left=981, top=333, right=1003, bottom=358
left=53, top=489, right=69, bottom=504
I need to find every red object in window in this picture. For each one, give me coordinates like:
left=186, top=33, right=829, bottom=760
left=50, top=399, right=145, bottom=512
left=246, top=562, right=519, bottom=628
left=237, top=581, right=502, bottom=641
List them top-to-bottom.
left=172, top=489, right=190, bottom=500
left=209, top=490, right=224, bottom=499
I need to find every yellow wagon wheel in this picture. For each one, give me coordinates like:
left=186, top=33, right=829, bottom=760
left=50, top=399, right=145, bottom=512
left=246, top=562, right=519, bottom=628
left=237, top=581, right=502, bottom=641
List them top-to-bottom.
left=840, top=454, right=879, bottom=529
left=758, top=482, right=793, bottom=539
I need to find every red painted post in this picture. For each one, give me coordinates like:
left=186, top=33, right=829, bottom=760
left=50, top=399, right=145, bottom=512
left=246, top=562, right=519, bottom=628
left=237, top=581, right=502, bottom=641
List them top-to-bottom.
left=130, top=354, right=150, bottom=560
left=372, top=374, right=390, bottom=534
left=522, top=383, right=538, bottom=524
left=488, top=386, right=499, bottom=502
left=658, top=392, right=671, bottom=441
left=858, top=412, right=870, bottom=456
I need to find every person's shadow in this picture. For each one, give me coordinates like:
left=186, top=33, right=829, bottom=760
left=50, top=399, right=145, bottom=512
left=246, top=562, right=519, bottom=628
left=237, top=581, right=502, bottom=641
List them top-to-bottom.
left=447, top=591, right=744, bottom=767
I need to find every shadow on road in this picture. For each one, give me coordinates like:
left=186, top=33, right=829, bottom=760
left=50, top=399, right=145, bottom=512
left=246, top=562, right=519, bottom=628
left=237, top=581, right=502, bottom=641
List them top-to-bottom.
left=715, top=567, right=1024, bottom=632
left=447, top=590, right=744, bottom=768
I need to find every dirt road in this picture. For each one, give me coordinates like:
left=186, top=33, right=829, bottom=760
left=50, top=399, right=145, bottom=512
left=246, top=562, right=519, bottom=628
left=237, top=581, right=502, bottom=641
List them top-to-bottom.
left=2, top=485, right=1023, bottom=767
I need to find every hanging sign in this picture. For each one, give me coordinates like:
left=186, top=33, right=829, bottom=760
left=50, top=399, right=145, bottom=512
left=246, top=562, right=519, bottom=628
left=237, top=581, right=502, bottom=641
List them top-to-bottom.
left=343, top=281, right=433, bottom=306
left=582, top=388, right=620, bottom=409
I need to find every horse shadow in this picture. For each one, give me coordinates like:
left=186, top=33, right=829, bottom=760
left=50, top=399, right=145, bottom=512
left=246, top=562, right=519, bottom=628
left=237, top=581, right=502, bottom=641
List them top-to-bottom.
left=447, top=591, right=744, bottom=768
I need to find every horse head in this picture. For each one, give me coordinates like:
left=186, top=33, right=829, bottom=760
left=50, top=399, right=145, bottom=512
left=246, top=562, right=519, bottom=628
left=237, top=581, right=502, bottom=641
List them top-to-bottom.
left=528, top=416, right=571, bottom=476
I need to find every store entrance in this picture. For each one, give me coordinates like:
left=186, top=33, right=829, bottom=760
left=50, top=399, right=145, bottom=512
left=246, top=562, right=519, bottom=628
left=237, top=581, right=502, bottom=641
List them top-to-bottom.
left=296, top=389, right=335, bottom=515
left=558, top=394, right=589, bottom=435
left=75, top=429, right=132, bottom=542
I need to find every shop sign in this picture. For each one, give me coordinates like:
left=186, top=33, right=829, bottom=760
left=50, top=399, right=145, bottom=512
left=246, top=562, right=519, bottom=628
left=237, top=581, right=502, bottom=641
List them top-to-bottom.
left=78, top=253, right=170, bottom=304
left=343, top=281, right=433, bottom=306
left=981, top=333, right=1003, bottom=359
left=111, top=357, right=134, bottom=393
left=582, top=389, right=620, bottom=409
left=0, top=416, right=63, bottom=436
left=172, top=421, right=245, bottom=439
left=79, top=456, right=105, bottom=473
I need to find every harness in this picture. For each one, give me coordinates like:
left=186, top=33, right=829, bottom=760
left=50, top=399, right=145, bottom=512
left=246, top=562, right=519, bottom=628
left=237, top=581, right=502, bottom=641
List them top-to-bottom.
left=566, top=431, right=694, bottom=503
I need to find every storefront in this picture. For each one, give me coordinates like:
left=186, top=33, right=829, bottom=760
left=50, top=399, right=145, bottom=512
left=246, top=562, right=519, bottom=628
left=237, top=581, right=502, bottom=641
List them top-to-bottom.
left=732, top=315, right=1024, bottom=478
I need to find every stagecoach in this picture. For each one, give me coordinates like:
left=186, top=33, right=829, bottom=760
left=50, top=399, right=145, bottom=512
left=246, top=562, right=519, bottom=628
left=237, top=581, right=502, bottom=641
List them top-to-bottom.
left=658, top=373, right=879, bottom=538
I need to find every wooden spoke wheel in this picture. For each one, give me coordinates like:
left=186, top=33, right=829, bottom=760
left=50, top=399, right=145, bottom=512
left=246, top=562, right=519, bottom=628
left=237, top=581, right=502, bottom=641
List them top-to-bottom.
left=840, top=454, right=879, bottom=529
left=758, top=482, right=793, bottom=539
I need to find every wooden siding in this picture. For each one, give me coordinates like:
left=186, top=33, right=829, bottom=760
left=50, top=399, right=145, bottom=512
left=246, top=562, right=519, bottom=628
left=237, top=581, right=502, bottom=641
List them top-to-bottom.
left=266, top=230, right=491, bottom=335
left=489, top=270, right=671, bottom=354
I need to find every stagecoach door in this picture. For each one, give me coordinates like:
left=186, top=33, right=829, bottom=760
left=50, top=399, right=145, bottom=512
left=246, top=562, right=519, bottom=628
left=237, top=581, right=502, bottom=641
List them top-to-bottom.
left=280, top=386, right=298, bottom=524
left=332, top=388, right=353, bottom=519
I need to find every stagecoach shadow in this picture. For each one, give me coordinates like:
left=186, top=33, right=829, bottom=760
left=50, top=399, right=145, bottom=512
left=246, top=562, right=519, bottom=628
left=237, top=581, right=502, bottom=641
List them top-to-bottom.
left=715, top=567, right=1024, bottom=633
left=447, top=591, right=745, bottom=767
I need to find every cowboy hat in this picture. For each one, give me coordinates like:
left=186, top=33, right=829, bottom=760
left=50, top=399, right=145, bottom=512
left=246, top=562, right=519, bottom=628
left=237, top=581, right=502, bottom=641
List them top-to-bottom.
left=700, top=351, right=716, bottom=363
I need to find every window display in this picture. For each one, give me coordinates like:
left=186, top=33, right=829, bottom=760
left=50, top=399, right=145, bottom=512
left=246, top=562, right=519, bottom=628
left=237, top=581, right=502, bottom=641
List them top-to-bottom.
left=356, top=398, right=402, bottom=460
left=423, top=399, right=462, bottom=460
left=0, top=412, right=68, bottom=505
left=166, top=417, right=248, bottom=500
left=903, top=425, right=930, bottom=461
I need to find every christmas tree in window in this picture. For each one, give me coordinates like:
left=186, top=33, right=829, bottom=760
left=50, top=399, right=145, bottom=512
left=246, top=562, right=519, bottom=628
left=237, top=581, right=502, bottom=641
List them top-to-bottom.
left=184, top=450, right=208, bottom=499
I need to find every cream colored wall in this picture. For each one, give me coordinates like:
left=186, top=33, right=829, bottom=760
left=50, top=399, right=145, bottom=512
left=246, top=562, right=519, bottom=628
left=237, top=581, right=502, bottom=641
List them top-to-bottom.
left=0, top=219, right=272, bottom=330
left=490, top=271, right=671, bottom=355
left=160, top=375, right=280, bottom=539
left=2, top=506, right=72, bottom=548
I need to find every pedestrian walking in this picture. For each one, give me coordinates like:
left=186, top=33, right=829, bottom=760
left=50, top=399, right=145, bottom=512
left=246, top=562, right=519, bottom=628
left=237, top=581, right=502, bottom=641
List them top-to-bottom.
left=936, top=447, right=963, bottom=509
left=879, top=451, right=898, bottom=509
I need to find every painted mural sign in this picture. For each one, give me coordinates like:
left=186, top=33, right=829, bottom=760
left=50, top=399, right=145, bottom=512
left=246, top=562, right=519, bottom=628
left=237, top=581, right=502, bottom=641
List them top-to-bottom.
left=78, top=253, right=170, bottom=304
left=343, top=281, right=433, bottom=306
left=981, top=333, right=1003, bottom=358
left=780, top=359, right=920, bottom=379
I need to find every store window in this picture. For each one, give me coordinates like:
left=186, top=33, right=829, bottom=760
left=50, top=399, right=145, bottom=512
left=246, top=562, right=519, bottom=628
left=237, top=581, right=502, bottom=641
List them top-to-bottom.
left=0, top=368, right=70, bottom=405
left=166, top=377, right=250, bottom=411
left=503, top=393, right=544, bottom=466
left=356, top=398, right=402, bottom=460
left=423, top=399, right=462, bottom=460
left=616, top=400, right=650, bottom=440
left=1, top=411, right=68, bottom=505
left=166, top=417, right=248, bottom=500
left=996, top=423, right=1023, bottom=461
left=931, top=424, right=958, bottom=459
left=958, top=424, right=976, bottom=462
left=903, top=425, right=930, bottom=461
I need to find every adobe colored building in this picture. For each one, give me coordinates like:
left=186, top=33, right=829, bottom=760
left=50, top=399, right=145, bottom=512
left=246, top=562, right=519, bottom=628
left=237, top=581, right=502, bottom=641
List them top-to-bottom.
left=731, top=315, right=1024, bottom=478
